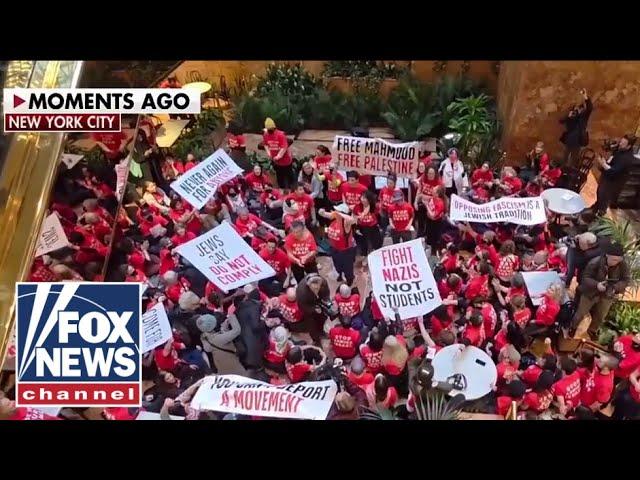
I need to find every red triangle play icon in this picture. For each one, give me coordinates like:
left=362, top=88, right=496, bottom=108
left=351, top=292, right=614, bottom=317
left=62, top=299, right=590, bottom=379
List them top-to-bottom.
left=13, top=95, right=26, bottom=108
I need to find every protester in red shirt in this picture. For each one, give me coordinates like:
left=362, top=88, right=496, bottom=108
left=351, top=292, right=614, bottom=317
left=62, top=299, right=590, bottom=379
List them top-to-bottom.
left=263, top=118, right=294, bottom=189
left=92, top=131, right=129, bottom=160
left=527, top=141, right=550, bottom=175
left=312, top=145, right=332, bottom=173
left=540, top=157, right=562, bottom=189
left=471, top=162, right=494, bottom=189
left=244, top=164, right=271, bottom=195
left=324, top=165, right=345, bottom=205
left=497, top=167, right=523, bottom=196
left=340, top=171, right=368, bottom=210
left=378, top=173, right=400, bottom=229
left=285, top=183, right=316, bottom=224
left=424, top=185, right=447, bottom=251
left=353, top=190, right=382, bottom=258
left=388, top=190, right=414, bottom=244
left=169, top=199, right=201, bottom=236
left=282, top=199, right=307, bottom=232
left=318, top=206, right=357, bottom=285
left=234, top=208, right=264, bottom=239
left=284, top=221, right=318, bottom=282
left=171, top=224, right=196, bottom=247
left=259, top=238, right=292, bottom=282
left=495, top=240, right=520, bottom=284
left=464, top=262, right=492, bottom=300
left=163, top=271, right=192, bottom=304
left=531, top=283, right=563, bottom=328
left=334, top=284, right=361, bottom=318
left=276, top=287, right=303, bottom=325
left=510, top=295, right=532, bottom=328
left=462, top=312, right=486, bottom=347
left=329, top=315, right=360, bottom=360
left=263, top=326, right=292, bottom=374
left=359, top=330, right=385, bottom=374
left=614, top=333, right=640, bottom=379
left=154, top=334, right=186, bottom=373
left=381, top=334, right=409, bottom=382
left=495, top=345, right=521, bottom=391
left=285, top=347, right=314, bottom=383
left=580, top=353, right=617, bottom=411
left=522, top=354, right=557, bottom=387
left=552, top=356, right=582, bottom=416
left=347, top=357, right=374, bottom=388
left=522, top=371, right=555, bottom=415
left=364, top=374, right=399, bottom=410
left=496, top=380, right=527, bottom=418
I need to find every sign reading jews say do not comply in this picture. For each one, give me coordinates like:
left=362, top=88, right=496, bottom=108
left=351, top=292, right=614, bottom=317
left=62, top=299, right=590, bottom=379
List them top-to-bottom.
left=170, top=149, right=243, bottom=210
left=449, top=194, right=547, bottom=226
left=175, top=221, right=275, bottom=292
left=367, top=239, right=441, bottom=320
left=190, top=374, right=338, bottom=420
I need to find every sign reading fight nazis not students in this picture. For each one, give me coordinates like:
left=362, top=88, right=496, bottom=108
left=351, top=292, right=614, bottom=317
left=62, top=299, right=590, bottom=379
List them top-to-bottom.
left=332, top=135, right=420, bottom=178
left=170, top=149, right=243, bottom=209
left=449, top=194, right=547, bottom=226
left=368, top=239, right=441, bottom=320
left=190, top=375, right=338, bottom=420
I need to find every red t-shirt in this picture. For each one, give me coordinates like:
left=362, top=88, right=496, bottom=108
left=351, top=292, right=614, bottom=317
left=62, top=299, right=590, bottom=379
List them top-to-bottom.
left=263, top=129, right=292, bottom=167
left=92, top=131, right=127, bottom=156
left=227, top=133, right=246, bottom=149
left=314, top=155, right=332, bottom=172
left=542, top=167, right=562, bottom=186
left=471, top=168, right=494, bottom=186
left=325, top=171, right=345, bottom=203
left=244, top=172, right=270, bottom=193
left=502, top=176, right=523, bottom=194
left=419, top=177, right=443, bottom=197
left=340, top=182, right=367, bottom=209
left=379, top=187, right=399, bottom=213
left=260, top=188, right=284, bottom=206
left=285, top=193, right=314, bottom=220
left=426, top=196, right=445, bottom=220
left=388, top=202, right=414, bottom=231
left=353, top=203, right=378, bottom=227
left=170, top=207, right=201, bottom=236
left=234, top=213, right=263, bottom=237
left=283, top=213, right=306, bottom=232
left=326, top=217, right=354, bottom=251
left=171, top=231, right=196, bottom=247
left=284, top=232, right=317, bottom=263
left=259, top=247, right=291, bottom=275
left=159, top=249, right=177, bottom=276
left=441, top=253, right=459, bottom=274
left=496, top=254, right=520, bottom=280
left=465, top=274, right=490, bottom=301
left=165, top=277, right=192, bottom=304
left=506, top=286, right=526, bottom=304
left=335, top=294, right=361, bottom=317
left=535, top=294, right=560, bottom=326
left=277, top=295, right=302, bottom=323
left=370, top=297, right=384, bottom=322
left=513, top=308, right=532, bottom=328
left=431, top=314, right=453, bottom=337
left=463, top=324, right=485, bottom=347
left=329, top=326, right=360, bottom=359
left=494, top=329, right=509, bottom=354
left=615, top=335, right=640, bottom=379
left=264, top=338, right=291, bottom=365
left=154, top=344, right=183, bottom=372
left=359, top=344, right=383, bottom=374
left=497, top=360, right=518, bottom=387
left=286, top=361, right=312, bottom=383
left=522, top=365, right=543, bottom=387
left=580, top=367, right=614, bottom=407
left=348, top=371, right=374, bottom=388
left=552, top=371, right=582, bottom=411
left=365, top=383, right=398, bottom=409
left=523, top=390, right=553, bottom=413
left=497, top=396, right=517, bottom=417
left=8, top=407, right=60, bottom=421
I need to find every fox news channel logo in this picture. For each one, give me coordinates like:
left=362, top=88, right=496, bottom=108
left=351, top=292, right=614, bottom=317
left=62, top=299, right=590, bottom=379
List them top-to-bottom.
left=2, top=88, right=201, bottom=132
left=15, top=282, right=142, bottom=408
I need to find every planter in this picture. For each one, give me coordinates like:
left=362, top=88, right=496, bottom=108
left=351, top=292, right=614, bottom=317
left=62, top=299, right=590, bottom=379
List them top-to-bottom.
left=326, top=76, right=399, bottom=98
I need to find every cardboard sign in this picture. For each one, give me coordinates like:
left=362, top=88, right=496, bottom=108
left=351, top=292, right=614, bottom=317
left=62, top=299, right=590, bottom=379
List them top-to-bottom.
left=332, top=136, right=420, bottom=178
left=170, top=149, right=243, bottom=209
left=60, top=153, right=83, bottom=169
left=449, top=194, right=546, bottom=226
left=35, top=213, right=70, bottom=257
left=175, top=222, right=275, bottom=293
left=367, top=239, right=441, bottom=320
left=521, top=271, right=565, bottom=306
left=141, top=302, right=172, bottom=353
left=190, top=375, right=338, bottom=420
left=136, top=411, right=185, bottom=421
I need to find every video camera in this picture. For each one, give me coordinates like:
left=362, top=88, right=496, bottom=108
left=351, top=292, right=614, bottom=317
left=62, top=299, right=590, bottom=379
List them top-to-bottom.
left=316, top=298, right=340, bottom=320
left=314, top=358, right=348, bottom=391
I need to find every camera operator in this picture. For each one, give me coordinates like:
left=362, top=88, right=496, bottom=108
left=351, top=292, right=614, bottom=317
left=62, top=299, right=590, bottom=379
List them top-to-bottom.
left=559, top=88, right=592, bottom=168
left=591, top=134, right=637, bottom=215
left=563, top=232, right=604, bottom=289
left=296, top=273, right=331, bottom=346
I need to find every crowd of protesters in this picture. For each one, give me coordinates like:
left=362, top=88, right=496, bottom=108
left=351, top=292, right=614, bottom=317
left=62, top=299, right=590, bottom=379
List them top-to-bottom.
left=3, top=106, right=639, bottom=422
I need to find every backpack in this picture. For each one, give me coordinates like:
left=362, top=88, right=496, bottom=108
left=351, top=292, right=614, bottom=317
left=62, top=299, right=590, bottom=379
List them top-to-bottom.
left=557, top=300, right=576, bottom=329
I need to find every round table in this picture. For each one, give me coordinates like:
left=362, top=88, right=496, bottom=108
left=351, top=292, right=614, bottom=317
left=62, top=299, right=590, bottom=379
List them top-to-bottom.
left=182, top=82, right=212, bottom=94
left=541, top=188, right=587, bottom=215
left=431, top=344, right=497, bottom=401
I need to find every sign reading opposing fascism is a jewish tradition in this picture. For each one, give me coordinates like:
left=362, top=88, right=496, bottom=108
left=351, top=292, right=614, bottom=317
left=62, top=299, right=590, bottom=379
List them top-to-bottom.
left=332, top=135, right=420, bottom=178
left=170, top=149, right=243, bottom=209
left=449, top=194, right=546, bottom=226
left=35, top=213, right=70, bottom=257
left=175, top=222, right=275, bottom=292
left=367, top=239, right=441, bottom=320
left=141, top=302, right=172, bottom=353
left=190, top=375, right=338, bottom=420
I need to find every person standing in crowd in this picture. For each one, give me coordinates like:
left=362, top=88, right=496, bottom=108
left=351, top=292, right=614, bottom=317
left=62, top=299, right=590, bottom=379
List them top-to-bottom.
left=559, top=88, right=592, bottom=168
left=263, top=118, right=294, bottom=190
left=591, top=134, right=637, bottom=215
left=526, top=141, right=550, bottom=177
left=312, top=145, right=332, bottom=172
left=438, top=148, right=468, bottom=197
left=298, top=162, right=324, bottom=209
left=324, top=164, right=345, bottom=207
left=414, top=165, right=443, bottom=238
left=340, top=171, right=368, bottom=211
left=378, top=173, right=400, bottom=232
left=285, top=183, right=317, bottom=228
left=424, top=185, right=447, bottom=252
left=353, top=190, right=383, bottom=259
left=388, top=190, right=414, bottom=244
left=318, top=205, right=357, bottom=285
left=284, top=220, right=318, bottom=282
left=564, top=232, right=603, bottom=288
left=259, top=238, right=292, bottom=293
left=571, top=242, right=629, bottom=338
left=296, top=273, right=331, bottom=346
left=197, top=313, right=247, bottom=376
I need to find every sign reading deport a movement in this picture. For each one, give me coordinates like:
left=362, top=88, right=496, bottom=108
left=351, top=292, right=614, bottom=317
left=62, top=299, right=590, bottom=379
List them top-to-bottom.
left=2, top=88, right=201, bottom=132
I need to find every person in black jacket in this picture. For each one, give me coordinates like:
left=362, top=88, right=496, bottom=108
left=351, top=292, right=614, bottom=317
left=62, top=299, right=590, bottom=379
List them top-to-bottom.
left=559, top=88, right=592, bottom=168
left=591, top=134, right=637, bottom=215
left=563, top=232, right=605, bottom=288
left=295, top=273, right=331, bottom=346
left=233, top=285, right=268, bottom=372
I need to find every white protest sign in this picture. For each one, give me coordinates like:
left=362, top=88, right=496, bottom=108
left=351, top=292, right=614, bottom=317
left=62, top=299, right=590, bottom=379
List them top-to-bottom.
left=332, top=136, right=420, bottom=178
left=170, top=149, right=244, bottom=209
left=60, top=153, right=83, bottom=169
left=114, top=156, right=131, bottom=201
left=374, top=176, right=409, bottom=189
left=449, top=194, right=546, bottom=226
left=35, top=213, right=70, bottom=257
left=175, top=222, right=275, bottom=293
left=367, top=238, right=441, bottom=320
left=521, top=271, right=565, bottom=306
left=141, top=302, right=172, bottom=353
left=190, top=374, right=338, bottom=420
left=35, top=406, right=62, bottom=417
left=136, top=411, right=185, bottom=421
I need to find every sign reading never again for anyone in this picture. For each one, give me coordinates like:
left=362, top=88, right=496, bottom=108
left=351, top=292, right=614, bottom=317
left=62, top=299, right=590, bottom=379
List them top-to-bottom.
left=175, top=222, right=275, bottom=292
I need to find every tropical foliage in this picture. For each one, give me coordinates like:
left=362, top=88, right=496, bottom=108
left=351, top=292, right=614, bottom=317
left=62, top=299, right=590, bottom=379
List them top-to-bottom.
left=322, top=61, right=409, bottom=80
left=255, top=62, right=320, bottom=98
left=171, top=108, right=225, bottom=160
left=598, top=302, right=640, bottom=346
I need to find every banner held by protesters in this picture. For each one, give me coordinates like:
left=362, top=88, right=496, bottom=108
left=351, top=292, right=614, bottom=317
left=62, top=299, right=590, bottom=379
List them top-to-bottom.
left=332, top=135, right=420, bottom=178
left=171, top=149, right=244, bottom=209
left=449, top=194, right=546, bottom=226
left=175, top=222, right=275, bottom=292
left=367, top=239, right=442, bottom=320
left=190, top=374, right=338, bottom=420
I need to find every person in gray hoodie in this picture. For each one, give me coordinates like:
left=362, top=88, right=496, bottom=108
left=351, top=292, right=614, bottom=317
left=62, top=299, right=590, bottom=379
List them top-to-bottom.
left=197, top=313, right=247, bottom=376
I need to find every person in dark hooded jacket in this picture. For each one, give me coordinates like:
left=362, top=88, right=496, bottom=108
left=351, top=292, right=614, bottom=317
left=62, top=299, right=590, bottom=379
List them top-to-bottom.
left=559, top=88, right=592, bottom=168
left=296, top=273, right=331, bottom=346
left=233, top=284, right=268, bottom=371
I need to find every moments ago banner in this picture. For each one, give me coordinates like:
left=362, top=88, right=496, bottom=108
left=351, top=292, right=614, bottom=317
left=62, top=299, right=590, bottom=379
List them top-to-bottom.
left=332, top=135, right=420, bottom=178
left=170, top=149, right=243, bottom=210
left=449, top=194, right=547, bottom=226
left=35, top=213, right=70, bottom=257
left=175, top=222, right=275, bottom=292
left=368, top=239, right=441, bottom=320
left=141, top=302, right=172, bottom=353
left=191, top=375, right=338, bottom=420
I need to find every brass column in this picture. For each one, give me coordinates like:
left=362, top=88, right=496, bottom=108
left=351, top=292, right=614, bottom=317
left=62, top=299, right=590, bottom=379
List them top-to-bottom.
left=0, top=60, right=84, bottom=368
